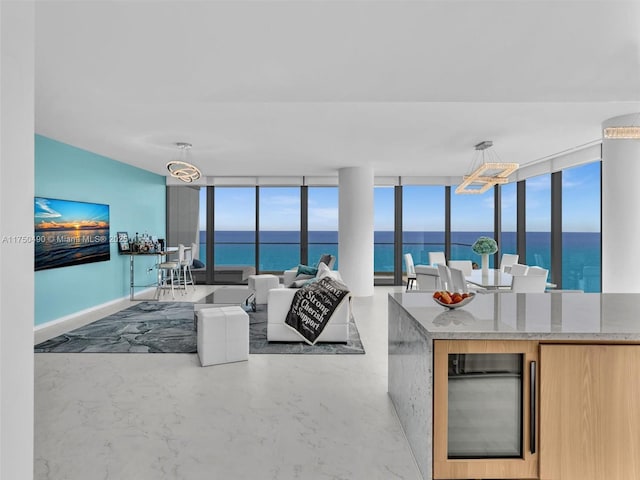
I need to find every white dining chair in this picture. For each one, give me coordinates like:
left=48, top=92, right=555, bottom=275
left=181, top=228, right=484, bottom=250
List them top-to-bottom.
left=429, top=251, right=447, bottom=267
left=404, top=253, right=417, bottom=291
left=500, top=253, right=519, bottom=273
left=448, top=260, right=473, bottom=276
left=437, top=263, right=452, bottom=291
left=509, top=263, right=529, bottom=276
left=415, top=265, right=440, bottom=290
left=527, top=266, right=549, bottom=280
left=449, top=267, right=468, bottom=293
left=510, top=275, right=547, bottom=293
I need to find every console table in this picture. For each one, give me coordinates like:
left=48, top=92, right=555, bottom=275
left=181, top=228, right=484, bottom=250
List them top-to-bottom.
left=123, top=248, right=179, bottom=301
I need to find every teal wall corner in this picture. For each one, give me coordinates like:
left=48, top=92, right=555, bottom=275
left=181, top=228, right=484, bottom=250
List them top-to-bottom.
left=34, top=135, right=166, bottom=326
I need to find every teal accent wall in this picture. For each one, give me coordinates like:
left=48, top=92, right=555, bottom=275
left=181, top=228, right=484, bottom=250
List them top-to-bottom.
left=35, top=135, right=166, bottom=326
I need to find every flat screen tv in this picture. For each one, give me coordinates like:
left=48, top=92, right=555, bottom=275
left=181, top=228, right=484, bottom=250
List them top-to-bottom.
left=34, top=197, right=110, bottom=271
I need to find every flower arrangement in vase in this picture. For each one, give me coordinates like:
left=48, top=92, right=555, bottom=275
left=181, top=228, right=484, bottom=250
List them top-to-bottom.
left=471, top=236, right=498, bottom=275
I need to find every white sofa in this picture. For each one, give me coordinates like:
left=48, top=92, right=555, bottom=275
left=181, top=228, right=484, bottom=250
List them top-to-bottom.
left=282, top=254, right=336, bottom=287
left=267, top=287, right=351, bottom=343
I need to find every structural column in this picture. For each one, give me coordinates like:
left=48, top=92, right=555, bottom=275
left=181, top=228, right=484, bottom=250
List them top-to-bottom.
left=0, top=2, right=35, bottom=479
left=602, top=113, right=640, bottom=292
left=338, top=167, right=374, bottom=296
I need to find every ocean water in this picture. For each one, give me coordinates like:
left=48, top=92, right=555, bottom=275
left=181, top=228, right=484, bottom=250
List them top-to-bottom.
left=34, top=228, right=110, bottom=271
left=199, top=230, right=601, bottom=292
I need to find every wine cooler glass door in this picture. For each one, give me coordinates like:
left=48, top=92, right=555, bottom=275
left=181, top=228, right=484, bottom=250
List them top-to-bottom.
left=447, top=353, right=523, bottom=459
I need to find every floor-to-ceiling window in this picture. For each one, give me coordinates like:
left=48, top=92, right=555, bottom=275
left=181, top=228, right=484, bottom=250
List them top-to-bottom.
left=178, top=161, right=603, bottom=287
left=562, top=162, right=601, bottom=292
left=526, top=174, right=552, bottom=274
left=500, top=183, right=517, bottom=260
left=308, top=186, right=339, bottom=269
left=402, top=186, right=445, bottom=268
left=451, top=186, right=495, bottom=266
left=197, top=187, right=207, bottom=265
left=214, top=187, right=256, bottom=281
left=259, top=187, right=300, bottom=272
left=374, top=187, right=395, bottom=283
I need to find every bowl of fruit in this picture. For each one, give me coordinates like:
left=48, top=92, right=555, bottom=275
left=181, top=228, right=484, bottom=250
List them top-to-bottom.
left=432, top=291, right=475, bottom=309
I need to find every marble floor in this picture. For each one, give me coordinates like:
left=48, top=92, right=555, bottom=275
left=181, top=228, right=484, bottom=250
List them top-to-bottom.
left=34, top=286, right=422, bottom=480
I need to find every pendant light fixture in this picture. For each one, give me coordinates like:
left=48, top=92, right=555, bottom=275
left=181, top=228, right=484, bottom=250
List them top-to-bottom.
left=603, top=113, right=640, bottom=139
left=455, top=141, right=518, bottom=195
left=166, top=142, right=201, bottom=183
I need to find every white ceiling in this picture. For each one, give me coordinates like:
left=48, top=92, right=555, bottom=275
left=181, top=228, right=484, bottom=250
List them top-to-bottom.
left=35, top=1, right=640, bottom=180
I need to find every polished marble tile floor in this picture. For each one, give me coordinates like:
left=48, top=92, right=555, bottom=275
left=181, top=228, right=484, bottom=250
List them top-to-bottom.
left=34, top=286, right=422, bottom=480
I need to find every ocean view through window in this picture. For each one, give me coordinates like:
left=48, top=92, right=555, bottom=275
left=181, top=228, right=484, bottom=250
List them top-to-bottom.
left=562, top=162, right=601, bottom=292
left=193, top=166, right=601, bottom=290
left=526, top=173, right=552, bottom=277
left=451, top=184, right=495, bottom=266
left=402, top=186, right=445, bottom=270
left=213, top=187, right=256, bottom=281
left=259, top=187, right=300, bottom=271
left=308, top=187, right=339, bottom=269
left=375, top=187, right=395, bottom=282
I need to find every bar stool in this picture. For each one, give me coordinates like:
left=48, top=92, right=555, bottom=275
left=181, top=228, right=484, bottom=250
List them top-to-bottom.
left=179, top=243, right=195, bottom=293
left=157, top=255, right=181, bottom=299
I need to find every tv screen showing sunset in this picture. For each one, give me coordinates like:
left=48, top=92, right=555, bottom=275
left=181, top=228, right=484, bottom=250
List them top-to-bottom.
left=34, top=197, right=110, bottom=271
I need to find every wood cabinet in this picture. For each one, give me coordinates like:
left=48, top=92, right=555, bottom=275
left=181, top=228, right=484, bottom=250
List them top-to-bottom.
left=433, top=340, right=539, bottom=479
left=539, top=344, right=640, bottom=480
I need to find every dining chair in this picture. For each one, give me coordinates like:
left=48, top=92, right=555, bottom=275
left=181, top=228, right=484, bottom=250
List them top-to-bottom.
left=429, top=251, right=447, bottom=267
left=404, top=253, right=417, bottom=291
left=500, top=253, right=519, bottom=273
left=448, top=260, right=473, bottom=276
left=437, top=263, right=452, bottom=291
left=509, top=263, right=529, bottom=276
left=415, top=265, right=440, bottom=290
left=527, top=266, right=549, bottom=280
left=449, top=267, right=468, bottom=293
left=510, top=274, right=547, bottom=293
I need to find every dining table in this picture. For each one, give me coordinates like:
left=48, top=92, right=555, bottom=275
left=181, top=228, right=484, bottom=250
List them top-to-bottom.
left=465, top=268, right=513, bottom=289
left=466, top=268, right=558, bottom=290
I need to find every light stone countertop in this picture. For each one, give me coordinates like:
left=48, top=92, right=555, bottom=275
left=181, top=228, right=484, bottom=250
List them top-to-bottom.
left=389, top=291, right=640, bottom=341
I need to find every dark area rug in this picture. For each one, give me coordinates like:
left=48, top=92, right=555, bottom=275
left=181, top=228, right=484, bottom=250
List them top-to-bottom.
left=34, top=302, right=196, bottom=353
left=35, top=302, right=365, bottom=355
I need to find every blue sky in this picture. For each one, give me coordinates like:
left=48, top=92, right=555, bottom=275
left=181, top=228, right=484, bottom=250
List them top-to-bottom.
left=199, top=161, right=600, bottom=232
left=34, top=197, right=109, bottom=231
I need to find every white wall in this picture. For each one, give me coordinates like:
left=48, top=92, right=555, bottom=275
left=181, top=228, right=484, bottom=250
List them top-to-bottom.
left=0, top=2, right=35, bottom=479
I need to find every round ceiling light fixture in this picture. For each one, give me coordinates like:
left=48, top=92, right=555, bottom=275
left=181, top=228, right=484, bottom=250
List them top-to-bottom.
left=166, top=142, right=201, bottom=183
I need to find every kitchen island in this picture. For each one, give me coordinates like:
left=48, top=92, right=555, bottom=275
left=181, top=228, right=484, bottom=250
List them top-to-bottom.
left=388, top=291, right=640, bottom=480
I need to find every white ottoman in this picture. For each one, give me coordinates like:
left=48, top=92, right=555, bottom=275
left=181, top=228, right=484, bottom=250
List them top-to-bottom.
left=248, top=274, right=281, bottom=307
left=196, top=306, right=249, bottom=367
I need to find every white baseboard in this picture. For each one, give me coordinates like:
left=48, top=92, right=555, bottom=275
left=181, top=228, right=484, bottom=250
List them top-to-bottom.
left=34, top=288, right=156, bottom=345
